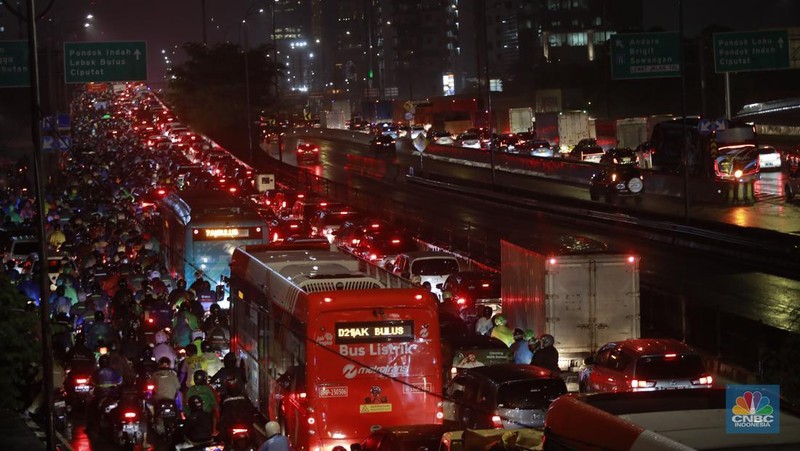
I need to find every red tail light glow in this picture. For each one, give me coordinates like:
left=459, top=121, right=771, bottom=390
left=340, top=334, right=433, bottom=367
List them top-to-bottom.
left=628, top=256, right=635, bottom=263
left=549, top=258, right=557, bottom=265
left=323, top=297, right=333, bottom=303
left=456, top=298, right=466, bottom=305
left=664, top=353, right=677, bottom=359
left=75, top=378, right=88, bottom=385
left=630, top=379, right=656, bottom=388
left=146, top=384, right=155, bottom=391
left=124, top=411, right=137, bottom=419
left=491, top=415, right=503, bottom=428
left=232, top=428, right=249, bottom=434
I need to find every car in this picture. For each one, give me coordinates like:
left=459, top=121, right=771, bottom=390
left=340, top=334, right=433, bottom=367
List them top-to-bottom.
left=430, top=130, right=454, bottom=145
left=456, top=132, right=481, bottom=149
left=370, top=134, right=396, bottom=153
left=566, top=138, right=605, bottom=162
left=528, top=140, right=554, bottom=158
left=295, top=142, right=320, bottom=164
left=714, top=144, right=760, bottom=181
left=757, top=145, right=782, bottom=170
left=589, top=147, right=644, bottom=202
left=307, top=207, right=360, bottom=242
left=268, top=217, right=312, bottom=242
left=333, top=218, right=388, bottom=252
left=353, top=229, right=419, bottom=269
left=3, top=234, right=39, bottom=273
left=388, top=251, right=461, bottom=299
left=440, top=271, right=502, bottom=328
left=442, top=334, right=512, bottom=383
left=578, top=338, right=713, bottom=394
left=442, top=364, right=567, bottom=429
left=357, top=424, right=453, bottom=451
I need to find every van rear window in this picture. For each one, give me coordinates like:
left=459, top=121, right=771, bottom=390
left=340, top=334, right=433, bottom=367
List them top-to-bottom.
left=411, top=259, right=459, bottom=276
left=635, top=354, right=705, bottom=379
left=497, top=380, right=567, bottom=409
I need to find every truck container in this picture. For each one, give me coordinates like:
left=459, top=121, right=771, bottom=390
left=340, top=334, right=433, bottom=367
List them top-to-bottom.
left=330, top=99, right=352, bottom=123
left=361, top=100, right=393, bottom=123
left=508, top=107, right=534, bottom=134
left=320, top=110, right=347, bottom=130
left=557, top=110, right=591, bottom=152
left=534, top=111, right=591, bottom=152
left=616, top=117, right=648, bottom=150
left=499, top=239, right=640, bottom=372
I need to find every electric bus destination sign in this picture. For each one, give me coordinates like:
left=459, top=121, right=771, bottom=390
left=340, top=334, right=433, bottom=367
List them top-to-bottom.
left=196, top=228, right=252, bottom=239
left=336, top=320, right=415, bottom=344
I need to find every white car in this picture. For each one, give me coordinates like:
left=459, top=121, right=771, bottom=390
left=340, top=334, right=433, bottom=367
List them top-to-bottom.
left=457, top=133, right=481, bottom=149
left=758, top=146, right=782, bottom=170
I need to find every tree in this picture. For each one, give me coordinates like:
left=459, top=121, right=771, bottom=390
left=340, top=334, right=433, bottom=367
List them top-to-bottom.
left=165, top=42, right=280, bottom=155
left=0, top=274, right=41, bottom=410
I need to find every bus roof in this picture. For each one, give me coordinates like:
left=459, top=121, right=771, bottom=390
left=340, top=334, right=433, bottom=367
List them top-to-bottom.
left=162, top=189, right=263, bottom=225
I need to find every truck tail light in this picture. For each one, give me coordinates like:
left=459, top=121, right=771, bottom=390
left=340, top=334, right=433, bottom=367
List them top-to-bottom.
left=692, top=375, right=713, bottom=385
left=630, top=379, right=656, bottom=389
left=491, top=414, right=503, bottom=428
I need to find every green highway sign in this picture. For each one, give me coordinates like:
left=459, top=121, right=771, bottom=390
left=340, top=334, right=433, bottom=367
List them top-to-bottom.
left=714, top=30, right=790, bottom=73
left=610, top=32, right=681, bottom=80
left=0, top=41, right=30, bottom=87
left=64, top=41, right=147, bottom=84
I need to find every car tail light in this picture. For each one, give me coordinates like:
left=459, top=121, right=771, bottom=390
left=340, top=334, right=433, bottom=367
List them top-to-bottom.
left=391, top=239, right=401, bottom=244
left=369, top=253, right=378, bottom=261
left=456, top=297, right=467, bottom=305
left=664, top=353, right=677, bottom=359
left=692, top=375, right=713, bottom=385
left=75, top=378, right=88, bottom=385
left=630, top=379, right=656, bottom=388
left=146, top=384, right=155, bottom=391
left=124, top=411, right=137, bottom=419
left=491, top=415, right=503, bottom=428
left=232, top=427, right=249, bottom=435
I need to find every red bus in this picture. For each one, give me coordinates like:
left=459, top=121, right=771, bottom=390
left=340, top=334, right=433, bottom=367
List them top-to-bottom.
left=229, top=243, right=444, bottom=451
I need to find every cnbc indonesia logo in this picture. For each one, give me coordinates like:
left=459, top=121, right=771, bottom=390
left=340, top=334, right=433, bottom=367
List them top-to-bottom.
left=727, top=385, right=780, bottom=434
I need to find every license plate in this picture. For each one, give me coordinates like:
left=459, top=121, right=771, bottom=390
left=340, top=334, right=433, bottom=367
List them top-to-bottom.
left=75, top=385, right=91, bottom=393
left=54, top=400, right=66, bottom=408
left=161, top=410, right=176, bottom=417
left=123, top=423, right=140, bottom=433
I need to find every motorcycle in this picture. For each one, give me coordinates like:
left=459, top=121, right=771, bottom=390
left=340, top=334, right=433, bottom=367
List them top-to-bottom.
left=64, top=370, right=93, bottom=410
left=98, top=388, right=145, bottom=450
left=53, top=389, right=72, bottom=440
left=150, top=398, right=180, bottom=440
left=223, top=424, right=255, bottom=451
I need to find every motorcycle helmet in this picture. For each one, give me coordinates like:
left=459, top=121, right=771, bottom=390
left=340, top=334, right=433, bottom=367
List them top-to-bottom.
left=176, top=279, right=187, bottom=290
left=209, top=303, right=221, bottom=315
left=493, top=314, right=507, bottom=327
left=154, top=330, right=169, bottom=345
left=540, top=334, right=555, bottom=348
left=201, top=341, right=212, bottom=353
left=223, top=352, right=237, bottom=369
left=98, top=354, right=111, bottom=368
left=193, top=370, right=208, bottom=386
left=188, top=395, right=204, bottom=412
left=265, top=421, right=281, bottom=439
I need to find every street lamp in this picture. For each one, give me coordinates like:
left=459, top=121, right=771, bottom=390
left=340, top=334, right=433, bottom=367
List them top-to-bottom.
left=238, top=1, right=268, bottom=165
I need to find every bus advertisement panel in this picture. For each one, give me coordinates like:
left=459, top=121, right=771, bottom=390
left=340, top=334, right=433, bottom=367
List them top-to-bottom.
left=229, top=245, right=443, bottom=451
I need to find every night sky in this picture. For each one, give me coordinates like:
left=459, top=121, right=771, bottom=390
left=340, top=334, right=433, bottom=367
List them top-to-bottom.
left=2, top=0, right=800, bottom=84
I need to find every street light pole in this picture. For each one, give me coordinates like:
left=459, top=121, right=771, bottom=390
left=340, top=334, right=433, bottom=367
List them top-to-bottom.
left=271, top=0, right=283, bottom=162
left=26, top=1, right=56, bottom=449
left=241, top=22, right=254, bottom=165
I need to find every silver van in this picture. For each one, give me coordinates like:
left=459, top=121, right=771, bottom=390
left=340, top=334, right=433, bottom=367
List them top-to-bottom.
left=388, top=251, right=460, bottom=299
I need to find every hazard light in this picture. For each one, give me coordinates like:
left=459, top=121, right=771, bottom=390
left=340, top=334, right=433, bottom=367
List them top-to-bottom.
left=323, top=297, right=333, bottom=303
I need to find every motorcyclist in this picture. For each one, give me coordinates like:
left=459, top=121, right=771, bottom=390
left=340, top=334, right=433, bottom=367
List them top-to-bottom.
left=167, top=278, right=192, bottom=307
left=194, top=280, right=217, bottom=311
left=50, top=286, right=72, bottom=319
left=144, top=294, right=173, bottom=332
left=173, top=302, right=199, bottom=349
left=202, top=303, right=229, bottom=333
left=86, top=310, right=114, bottom=351
left=51, top=313, right=74, bottom=362
left=490, top=314, right=515, bottom=347
left=512, top=329, right=535, bottom=364
left=153, top=330, right=178, bottom=369
left=66, top=332, right=96, bottom=375
left=530, top=334, right=560, bottom=375
left=107, top=339, right=136, bottom=385
left=199, top=341, right=224, bottom=379
left=180, top=343, right=205, bottom=390
left=210, top=352, right=246, bottom=400
left=91, top=354, right=123, bottom=425
left=150, top=356, right=181, bottom=420
left=184, top=370, right=219, bottom=418
left=218, top=376, right=258, bottom=443
left=182, top=395, right=214, bottom=446
left=258, top=420, right=290, bottom=451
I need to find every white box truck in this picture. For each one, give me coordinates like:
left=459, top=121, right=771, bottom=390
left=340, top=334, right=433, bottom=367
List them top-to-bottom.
left=509, top=107, right=533, bottom=134
left=320, top=110, right=347, bottom=130
left=556, top=110, right=591, bottom=152
left=616, top=117, right=648, bottom=150
left=500, top=239, right=640, bottom=372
